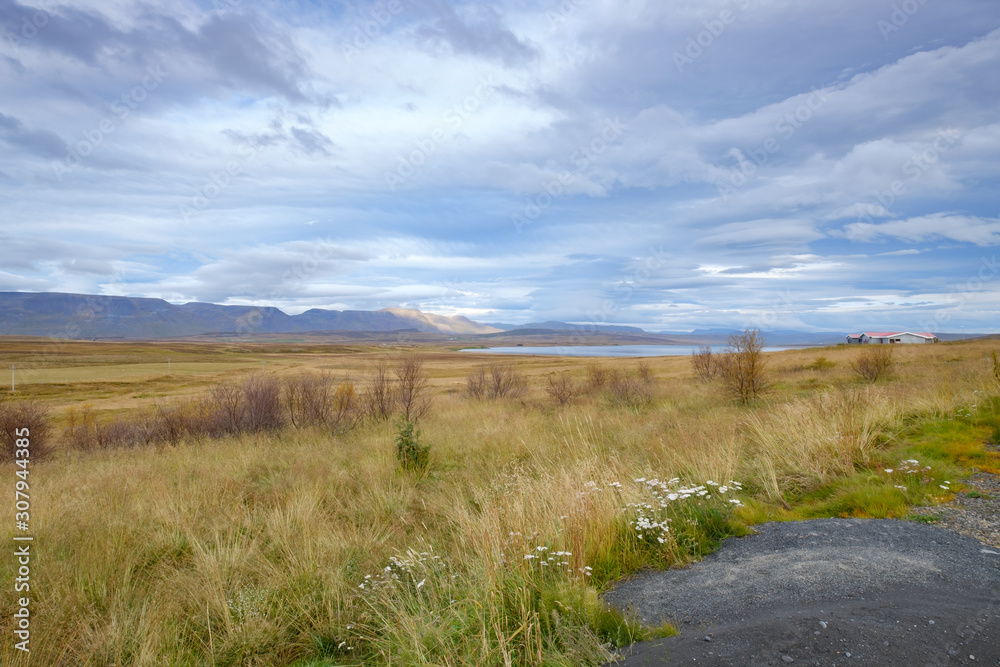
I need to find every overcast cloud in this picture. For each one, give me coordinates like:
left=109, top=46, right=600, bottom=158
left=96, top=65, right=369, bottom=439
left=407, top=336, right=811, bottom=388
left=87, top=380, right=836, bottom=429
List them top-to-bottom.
left=1, top=0, right=998, bottom=332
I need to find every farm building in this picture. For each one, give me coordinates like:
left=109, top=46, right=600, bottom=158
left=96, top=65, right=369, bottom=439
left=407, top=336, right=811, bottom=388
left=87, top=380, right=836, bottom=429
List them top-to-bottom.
left=846, top=331, right=938, bottom=344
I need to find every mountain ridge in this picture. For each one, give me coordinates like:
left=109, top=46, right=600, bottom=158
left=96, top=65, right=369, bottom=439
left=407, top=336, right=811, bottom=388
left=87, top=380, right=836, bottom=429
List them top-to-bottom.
left=0, top=292, right=500, bottom=339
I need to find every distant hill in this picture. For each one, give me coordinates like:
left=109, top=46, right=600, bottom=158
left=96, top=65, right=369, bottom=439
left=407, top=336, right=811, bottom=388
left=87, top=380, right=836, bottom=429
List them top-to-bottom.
left=0, top=292, right=502, bottom=339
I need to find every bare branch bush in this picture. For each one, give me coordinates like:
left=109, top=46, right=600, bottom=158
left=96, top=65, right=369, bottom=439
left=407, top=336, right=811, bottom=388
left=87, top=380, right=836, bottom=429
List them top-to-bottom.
left=717, top=329, right=771, bottom=405
left=690, top=345, right=716, bottom=380
left=851, top=345, right=895, bottom=383
left=395, top=354, right=431, bottom=422
left=362, top=359, right=396, bottom=423
left=466, top=361, right=526, bottom=400
left=605, top=363, right=657, bottom=409
left=585, top=364, right=608, bottom=393
left=466, top=365, right=487, bottom=400
left=284, top=373, right=361, bottom=433
left=545, top=373, right=579, bottom=406
left=207, top=374, right=284, bottom=435
left=0, top=400, right=53, bottom=461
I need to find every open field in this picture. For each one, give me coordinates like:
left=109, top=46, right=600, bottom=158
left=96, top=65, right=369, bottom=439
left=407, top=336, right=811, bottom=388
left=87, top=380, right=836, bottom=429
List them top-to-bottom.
left=2, top=337, right=999, bottom=665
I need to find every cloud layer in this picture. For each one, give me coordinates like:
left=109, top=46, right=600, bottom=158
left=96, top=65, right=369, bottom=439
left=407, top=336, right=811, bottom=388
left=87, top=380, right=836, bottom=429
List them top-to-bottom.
left=1, top=0, right=999, bottom=332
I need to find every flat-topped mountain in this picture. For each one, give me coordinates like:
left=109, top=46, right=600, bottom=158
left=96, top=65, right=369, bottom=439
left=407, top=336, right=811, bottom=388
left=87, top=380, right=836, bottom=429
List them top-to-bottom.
left=0, top=292, right=502, bottom=339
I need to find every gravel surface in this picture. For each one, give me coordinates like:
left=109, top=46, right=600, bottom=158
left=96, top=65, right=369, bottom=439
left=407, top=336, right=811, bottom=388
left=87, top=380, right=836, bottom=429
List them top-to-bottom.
left=909, top=442, right=1000, bottom=548
left=604, top=519, right=1000, bottom=666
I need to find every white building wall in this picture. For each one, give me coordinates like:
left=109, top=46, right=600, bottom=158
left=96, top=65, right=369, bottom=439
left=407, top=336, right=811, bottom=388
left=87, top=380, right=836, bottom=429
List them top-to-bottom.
left=896, top=333, right=932, bottom=344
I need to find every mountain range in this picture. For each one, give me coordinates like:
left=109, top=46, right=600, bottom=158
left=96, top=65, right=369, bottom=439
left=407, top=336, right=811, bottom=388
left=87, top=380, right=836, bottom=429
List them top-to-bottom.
left=0, top=292, right=977, bottom=344
left=0, top=292, right=499, bottom=339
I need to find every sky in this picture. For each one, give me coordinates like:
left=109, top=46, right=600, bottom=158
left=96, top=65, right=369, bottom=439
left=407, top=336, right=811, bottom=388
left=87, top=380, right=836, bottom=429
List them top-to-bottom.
left=1, top=0, right=999, bottom=333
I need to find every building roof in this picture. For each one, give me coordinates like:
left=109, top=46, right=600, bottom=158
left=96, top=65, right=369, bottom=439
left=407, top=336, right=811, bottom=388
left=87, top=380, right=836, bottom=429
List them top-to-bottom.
left=863, top=331, right=936, bottom=339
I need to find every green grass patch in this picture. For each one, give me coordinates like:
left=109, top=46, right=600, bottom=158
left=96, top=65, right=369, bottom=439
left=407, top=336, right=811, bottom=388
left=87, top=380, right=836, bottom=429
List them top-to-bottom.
left=794, top=475, right=910, bottom=519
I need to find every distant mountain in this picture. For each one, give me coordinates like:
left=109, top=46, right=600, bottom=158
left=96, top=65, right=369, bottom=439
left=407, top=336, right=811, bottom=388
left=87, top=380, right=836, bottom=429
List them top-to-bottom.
left=0, top=292, right=502, bottom=339
left=486, top=321, right=647, bottom=334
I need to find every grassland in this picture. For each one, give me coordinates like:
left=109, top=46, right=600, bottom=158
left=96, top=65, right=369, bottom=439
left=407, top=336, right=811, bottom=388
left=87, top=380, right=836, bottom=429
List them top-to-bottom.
left=1, top=337, right=999, bottom=665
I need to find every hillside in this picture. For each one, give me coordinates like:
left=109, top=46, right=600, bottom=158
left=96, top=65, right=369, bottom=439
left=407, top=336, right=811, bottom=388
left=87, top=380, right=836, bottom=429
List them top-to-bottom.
left=0, top=292, right=502, bottom=339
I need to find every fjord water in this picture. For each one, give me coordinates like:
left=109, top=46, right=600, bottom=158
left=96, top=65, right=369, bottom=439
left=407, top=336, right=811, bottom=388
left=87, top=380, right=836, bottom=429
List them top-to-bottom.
left=459, top=345, right=800, bottom=357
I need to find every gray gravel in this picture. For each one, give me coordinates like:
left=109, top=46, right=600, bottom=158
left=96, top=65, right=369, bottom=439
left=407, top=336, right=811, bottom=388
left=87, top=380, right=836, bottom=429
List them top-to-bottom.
left=604, top=519, right=1000, bottom=666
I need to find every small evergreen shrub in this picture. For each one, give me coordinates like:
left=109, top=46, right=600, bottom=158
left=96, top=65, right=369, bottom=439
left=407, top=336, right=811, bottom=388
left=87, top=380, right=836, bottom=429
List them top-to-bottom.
left=394, top=419, right=429, bottom=472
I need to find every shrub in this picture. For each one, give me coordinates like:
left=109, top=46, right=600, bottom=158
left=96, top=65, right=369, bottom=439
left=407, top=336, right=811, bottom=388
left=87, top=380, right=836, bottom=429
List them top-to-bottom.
left=717, top=329, right=770, bottom=405
left=690, top=345, right=716, bottom=380
left=851, top=345, right=894, bottom=383
left=395, top=355, right=431, bottom=422
left=806, top=356, right=835, bottom=371
left=363, top=359, right=396, bottom=423
left=466, top=361, right=526, bottom=400
left=585, top=364, right=608, bottom=393
left=605, top=365, right=656, bottom=409
left=546, top=373, right=579, bottom=406
left=208, top=374, right=284, bottom=436
left=284, top=374, right=361, bottom=433
left=0, top=400, right=53, bottom=461
left=63, top=406, right=164, bottom=451
left=394, top=419, right=429, bottom=472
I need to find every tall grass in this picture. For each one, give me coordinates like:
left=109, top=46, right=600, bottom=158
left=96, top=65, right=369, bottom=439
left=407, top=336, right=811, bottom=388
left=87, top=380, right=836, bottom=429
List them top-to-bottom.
left=0, top=342, right=996, bottom=665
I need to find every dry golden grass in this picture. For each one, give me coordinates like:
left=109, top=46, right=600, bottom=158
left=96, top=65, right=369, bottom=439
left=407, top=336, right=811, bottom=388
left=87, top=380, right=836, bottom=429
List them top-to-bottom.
left=0, top=338, right=997, bottom=665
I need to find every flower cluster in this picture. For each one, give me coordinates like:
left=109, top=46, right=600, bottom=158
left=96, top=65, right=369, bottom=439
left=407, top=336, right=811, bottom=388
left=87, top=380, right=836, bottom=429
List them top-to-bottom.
left=880, top=459, right=949, bottom=492
left=624, top=477, right=744, bottom=547
left=520, top=544, right=592, bottom=577
left=357, top=549, right=447, bottom=592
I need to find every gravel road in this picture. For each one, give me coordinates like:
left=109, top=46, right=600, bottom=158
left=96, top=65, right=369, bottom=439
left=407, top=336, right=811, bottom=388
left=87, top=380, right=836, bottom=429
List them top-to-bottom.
left=604, top=519, right=1000, bottom=666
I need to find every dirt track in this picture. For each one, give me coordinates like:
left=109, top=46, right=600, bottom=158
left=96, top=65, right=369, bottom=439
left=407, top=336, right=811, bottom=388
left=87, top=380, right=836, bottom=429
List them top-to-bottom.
left=604, top=519, right=1000, bottom=666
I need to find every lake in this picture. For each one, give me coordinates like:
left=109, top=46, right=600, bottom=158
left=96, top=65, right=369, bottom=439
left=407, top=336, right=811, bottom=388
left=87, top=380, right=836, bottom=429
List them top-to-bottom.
left=458, top=345, right=800, bottom=358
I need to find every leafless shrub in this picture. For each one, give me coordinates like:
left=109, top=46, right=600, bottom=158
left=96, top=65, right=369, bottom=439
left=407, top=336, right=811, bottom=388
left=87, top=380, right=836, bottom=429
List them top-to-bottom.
left=717, top=329, right=771, bottom=405
left=691, top=345, right=716, bottom=380
left=851, top=345, right=895, bottom=383
left=395, top=354, right=431, bottom=422
left=362, top=359, right=396, bottom=422
left=636, top=360, right=655, bottom=385
left=466, top=361, right=526, bottom=400
left=585, top=364, right=608, bottom=393
left=605, top=364, right=657, bottom=408
left=466, top=365, right=487, bottom=400
left=283, top=373, right=360, bottom=432
left=545, top=373, right=579, bottom=406
left=207, top=374, right=284, bottom=436
left=0, top=400, right=53, bottom=461
left=151, top=402, right=206, bottom=445
left=63, top=405, right=176, bottom=451
left=62, top=407, right=98, bottom=452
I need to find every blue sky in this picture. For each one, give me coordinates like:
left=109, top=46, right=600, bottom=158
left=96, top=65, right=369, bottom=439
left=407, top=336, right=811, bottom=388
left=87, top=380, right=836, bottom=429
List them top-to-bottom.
left=1, top=0, right=999, bottom=332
